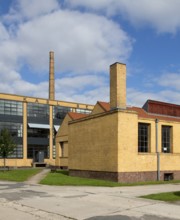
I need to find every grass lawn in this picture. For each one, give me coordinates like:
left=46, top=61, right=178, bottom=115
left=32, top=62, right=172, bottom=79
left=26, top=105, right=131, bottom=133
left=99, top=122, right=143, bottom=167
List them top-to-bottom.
left=0, top=168, right=41, bottom=182
left=40, top=170, right=180, bottom=187
left=40, top=170, right=122, bottom=186
left=141, top=191, right=180, bottom=202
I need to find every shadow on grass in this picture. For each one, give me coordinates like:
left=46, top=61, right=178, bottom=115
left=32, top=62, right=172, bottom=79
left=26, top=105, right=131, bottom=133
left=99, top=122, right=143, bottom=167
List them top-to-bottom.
left=52, top=170, right=69, bottom=176
left=174, top=191, right=180, bottom=197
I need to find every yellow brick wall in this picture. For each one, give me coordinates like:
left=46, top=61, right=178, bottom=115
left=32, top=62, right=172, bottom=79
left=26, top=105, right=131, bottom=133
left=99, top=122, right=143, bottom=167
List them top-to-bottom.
left=110, top=63, right=126, bottom=109
left=91, top=103, right=105, bottom=115
left=68, top=108, right=180, bottom=174
left=69, top=112, right=119, bottom=172
left=55, top=114, right=71, bottom=167
left=118, top=114, right=180, bottom=172
left=0, top=158, right=55, bottom=167
left=0, top=159, right=32, bottom=167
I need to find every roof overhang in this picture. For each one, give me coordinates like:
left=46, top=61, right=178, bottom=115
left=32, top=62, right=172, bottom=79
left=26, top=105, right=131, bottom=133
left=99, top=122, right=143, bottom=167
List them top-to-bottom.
left=28, top=123, right=50, bottom=129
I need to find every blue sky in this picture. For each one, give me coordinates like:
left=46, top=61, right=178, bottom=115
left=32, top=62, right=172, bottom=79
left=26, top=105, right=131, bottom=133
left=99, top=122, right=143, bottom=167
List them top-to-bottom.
left=0, top=0, right=179, bottom=106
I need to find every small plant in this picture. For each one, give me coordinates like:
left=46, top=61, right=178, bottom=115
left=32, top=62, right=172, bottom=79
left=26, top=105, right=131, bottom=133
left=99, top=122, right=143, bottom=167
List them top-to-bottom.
left=0, top=128, right=16, bottom=170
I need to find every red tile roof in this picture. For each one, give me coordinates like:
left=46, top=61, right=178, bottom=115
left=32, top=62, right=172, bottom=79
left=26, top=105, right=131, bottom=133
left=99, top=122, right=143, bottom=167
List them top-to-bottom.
left=143, top=100, right=180, bottom=117
left=97, top=101, right=110, bottom=111
left=96, top=102, right=180, bottom=122
left=127, top=106, right=180, bottom=122
left=68, top=112, right=88, bottom=120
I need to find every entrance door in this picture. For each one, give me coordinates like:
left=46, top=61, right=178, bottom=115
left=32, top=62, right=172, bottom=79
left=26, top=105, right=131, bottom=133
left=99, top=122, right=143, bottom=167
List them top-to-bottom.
left=28, top=145, right=47, bottom=162
left=33, top=150, right=44, bottom=162
left=38, top=151, right=44, bottom=163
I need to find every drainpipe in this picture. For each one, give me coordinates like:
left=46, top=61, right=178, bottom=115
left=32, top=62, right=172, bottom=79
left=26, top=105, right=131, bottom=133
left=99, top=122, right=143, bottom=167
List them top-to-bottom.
left=155, top=119, right=160, bottom=181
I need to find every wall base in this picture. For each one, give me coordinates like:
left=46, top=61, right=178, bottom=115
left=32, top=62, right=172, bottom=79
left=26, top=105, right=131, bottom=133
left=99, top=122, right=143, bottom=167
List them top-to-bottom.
left=69, top=169, right=180, bottom=183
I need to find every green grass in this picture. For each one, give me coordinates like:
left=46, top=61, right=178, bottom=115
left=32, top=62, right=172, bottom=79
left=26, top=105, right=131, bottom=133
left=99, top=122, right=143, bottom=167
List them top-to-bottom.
left=0, top=168, right=41, bottom=182
left=40, top=170, right=180, bottom=187
left=40, top=170, right=123, bottom=186
left=141, top=191, right=180, bottom=202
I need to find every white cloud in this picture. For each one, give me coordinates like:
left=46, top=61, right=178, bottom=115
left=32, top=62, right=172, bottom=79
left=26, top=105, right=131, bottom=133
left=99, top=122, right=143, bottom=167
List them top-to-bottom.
left=0, top=0, right=179, bottom=107
left=3, top=0, right=59, bottom=22
left=65, top=0, right=180, bottom=33
left=0, top=3, right=132, bottom=103
left=14, top=9, right=132, bottom=73
left=0, top=23, right=9, bottom=41
left=127, top=71, right=180, bottom=107
left=158, top=73, right=180, bottom=90
left=55, top=75, right=109, bottom=104
left=127, top=88, right=180, bottom=107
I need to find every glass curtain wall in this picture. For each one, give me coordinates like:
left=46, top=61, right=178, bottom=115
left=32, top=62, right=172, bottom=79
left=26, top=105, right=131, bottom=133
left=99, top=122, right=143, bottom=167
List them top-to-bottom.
left=0, top=100, right=23, bottom=158
left=27, top=103, right=49, bottom=161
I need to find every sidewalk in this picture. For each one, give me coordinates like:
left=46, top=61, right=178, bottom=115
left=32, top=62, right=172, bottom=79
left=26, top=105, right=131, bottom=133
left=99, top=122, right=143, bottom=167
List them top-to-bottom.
left=24, top=168, right=50, bottom=184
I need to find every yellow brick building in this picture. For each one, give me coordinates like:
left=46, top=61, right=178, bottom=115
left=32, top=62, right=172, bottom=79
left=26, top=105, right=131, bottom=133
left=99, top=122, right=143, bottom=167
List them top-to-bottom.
left=0, top=52, right=93, bottom=167
left=56, top=62, right=180, bottom=183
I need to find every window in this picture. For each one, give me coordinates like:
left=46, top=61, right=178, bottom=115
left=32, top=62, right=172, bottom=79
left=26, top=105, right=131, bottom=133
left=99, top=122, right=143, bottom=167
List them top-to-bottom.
left=0, top=100, right=22, bottom=116
left=27, top=103, right=49, bottom=118
left=53, top=106, right=72, bottom=119
left=76, top=108, right=91, bottom=114
left=0, top=122, right=23, bottom=137
left=138, top=123, right=149, bottom=152
left=162, top=126, right=171, bottom=153
left=27, top=127, right=49, bottom=138
left=60, top=142, right=64, bottom=157
left=0, top=145, right=23, bottom=159
left=9, top=145, right=23, bottom=158
left=27, top=145, right=49, bottom=159
left=53, top=145, right=56, bottom=159
left=164, top=173, right=173, bottom=181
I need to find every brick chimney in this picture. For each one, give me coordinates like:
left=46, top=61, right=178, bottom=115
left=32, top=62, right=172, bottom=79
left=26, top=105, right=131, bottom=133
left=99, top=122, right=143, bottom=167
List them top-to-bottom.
left=49, top=51, right=55, bottom=100
left=110, top=62, right=126, bottom=110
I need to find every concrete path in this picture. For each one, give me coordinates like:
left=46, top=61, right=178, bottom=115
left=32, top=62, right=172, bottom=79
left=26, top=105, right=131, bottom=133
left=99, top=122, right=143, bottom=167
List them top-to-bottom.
left=24, top=168, right=50, bottom=184
left=0, top=169, right=180, bottom=220
left=0, top=180, right=179, bottom=220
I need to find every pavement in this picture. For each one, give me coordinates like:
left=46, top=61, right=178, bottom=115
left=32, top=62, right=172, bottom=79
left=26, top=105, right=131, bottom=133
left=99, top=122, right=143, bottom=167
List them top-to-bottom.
left=24, top=168, right=51, bottom=185
left=0, top=169, right=180, bottom=220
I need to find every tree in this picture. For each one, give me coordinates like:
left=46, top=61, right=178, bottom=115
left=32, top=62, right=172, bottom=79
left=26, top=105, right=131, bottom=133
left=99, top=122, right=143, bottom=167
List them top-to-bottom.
left=0, top=128, right=16, bottom=170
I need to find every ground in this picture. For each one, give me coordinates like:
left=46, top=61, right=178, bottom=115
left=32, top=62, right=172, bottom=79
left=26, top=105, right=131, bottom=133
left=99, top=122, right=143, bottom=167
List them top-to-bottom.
left=0, top=178, right=180, bottom=220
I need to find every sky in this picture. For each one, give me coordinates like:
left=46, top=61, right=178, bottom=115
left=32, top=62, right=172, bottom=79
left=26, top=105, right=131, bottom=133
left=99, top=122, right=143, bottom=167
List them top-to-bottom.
left=0, top=0, right=180, bottom=107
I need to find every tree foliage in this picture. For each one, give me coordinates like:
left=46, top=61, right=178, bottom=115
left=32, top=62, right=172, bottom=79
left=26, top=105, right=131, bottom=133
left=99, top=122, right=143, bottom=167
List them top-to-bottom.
left=0, top=128, right=16, bottom=169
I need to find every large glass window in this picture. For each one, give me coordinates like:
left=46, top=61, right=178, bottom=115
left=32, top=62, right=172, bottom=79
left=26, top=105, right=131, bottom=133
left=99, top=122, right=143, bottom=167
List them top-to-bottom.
left=0, top=100, right=22, bottom=116
left=27, top=103, right=49, bottom=118
left=53, top=106, right=72, bottom=119
left=53, top=106, right=91, bottom=120
left=76, top=108, right=91, bottom=114
left=0, top=122, right=23, bottom=137
left=138, top=123, right=149, bottom=153
left=162, top=126, right=171, bottom=153
left=27, top=128, right=49, bottom=138
left=0, top=145, right=23, bottom=159
left=9, top=145, right=23, bottom=158
left=27, top=145, right=49, bottom=159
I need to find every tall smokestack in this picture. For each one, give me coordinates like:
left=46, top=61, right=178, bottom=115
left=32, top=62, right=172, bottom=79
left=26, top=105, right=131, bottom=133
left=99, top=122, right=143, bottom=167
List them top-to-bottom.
left=49, top=51, right=55, bottom=100
left=110, top=62, right=126, bottom=110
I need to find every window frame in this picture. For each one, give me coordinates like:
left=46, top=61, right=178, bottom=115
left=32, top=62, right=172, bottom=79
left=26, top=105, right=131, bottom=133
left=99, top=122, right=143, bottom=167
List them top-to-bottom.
left=138, top=123, right=150, bottom=153
left=162, top=125, right=172, bottom=153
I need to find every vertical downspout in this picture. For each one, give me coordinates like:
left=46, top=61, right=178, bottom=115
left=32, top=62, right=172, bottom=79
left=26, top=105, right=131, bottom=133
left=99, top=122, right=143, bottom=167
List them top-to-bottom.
left=155, top=119, right=160, bottom=181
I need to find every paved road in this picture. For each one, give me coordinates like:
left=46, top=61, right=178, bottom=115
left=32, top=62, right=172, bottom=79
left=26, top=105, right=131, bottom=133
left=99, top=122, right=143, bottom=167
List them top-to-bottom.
left=0, top=180, right=180, bottom=220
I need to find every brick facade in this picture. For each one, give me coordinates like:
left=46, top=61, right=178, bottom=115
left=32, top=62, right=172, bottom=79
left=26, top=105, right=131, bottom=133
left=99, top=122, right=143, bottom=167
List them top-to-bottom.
left=70, top=169, right=180, bottom=183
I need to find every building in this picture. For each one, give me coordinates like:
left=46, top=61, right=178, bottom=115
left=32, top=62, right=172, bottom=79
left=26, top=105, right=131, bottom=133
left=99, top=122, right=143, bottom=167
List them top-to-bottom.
left=0, top=52, right=93, bottom=167
left=56, top=62, right=180, bottom=183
